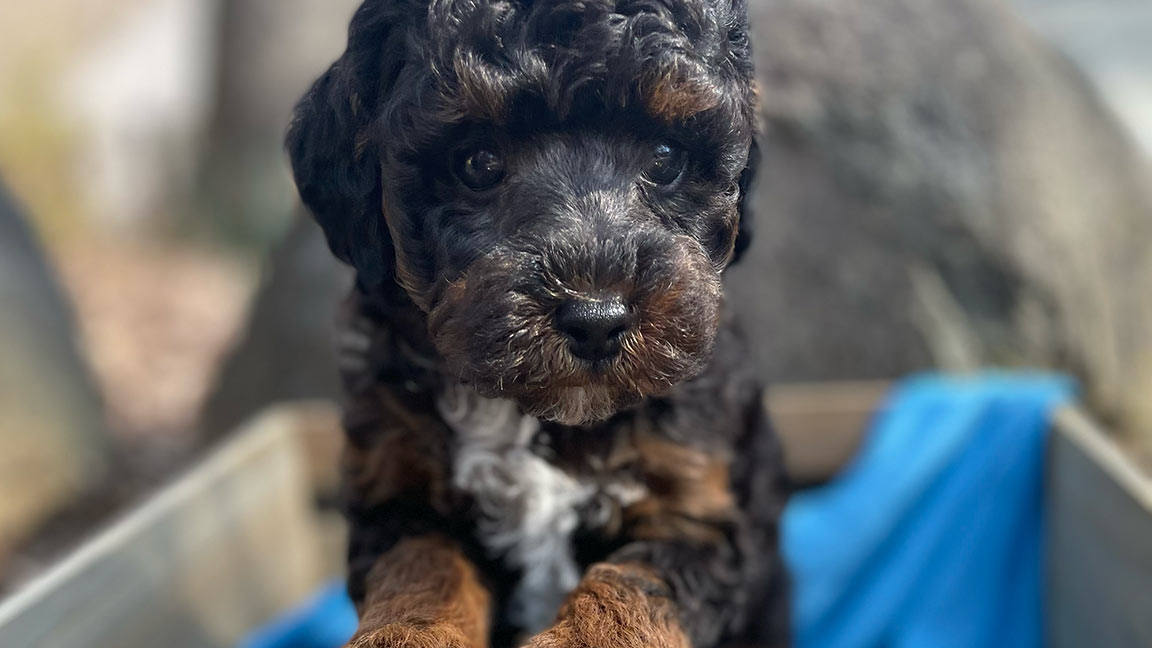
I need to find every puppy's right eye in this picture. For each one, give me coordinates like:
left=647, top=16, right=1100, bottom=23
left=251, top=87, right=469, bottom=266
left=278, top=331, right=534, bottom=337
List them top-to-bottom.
left=644, top=141, right=686, bottom=186
left=453, top=147, right=506, bottom=191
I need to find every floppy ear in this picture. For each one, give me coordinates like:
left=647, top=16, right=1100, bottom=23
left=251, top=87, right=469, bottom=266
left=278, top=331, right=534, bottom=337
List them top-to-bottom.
left=286, top=6, right=396, bottom=290
left=730, top=137, right=759, bottom=265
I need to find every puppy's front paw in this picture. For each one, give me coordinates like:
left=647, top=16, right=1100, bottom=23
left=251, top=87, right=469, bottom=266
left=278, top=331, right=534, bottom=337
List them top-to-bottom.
left=524, top=564, right=690, bottom=648
left=524, top=615, right=688, bottom=648
left=347, top=622, right=474, bottom=648
left=521, top=625, right=572, bottom=648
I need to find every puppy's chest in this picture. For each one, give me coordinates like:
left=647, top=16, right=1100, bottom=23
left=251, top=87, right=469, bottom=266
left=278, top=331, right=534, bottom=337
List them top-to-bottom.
left=437, top=388, right=649, bottom=632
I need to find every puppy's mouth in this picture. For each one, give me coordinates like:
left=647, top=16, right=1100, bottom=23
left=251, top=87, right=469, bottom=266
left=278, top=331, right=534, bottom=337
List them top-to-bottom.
left=452, top=327, right=653, bottom=424
left=553, top=357, right=620, bottom=382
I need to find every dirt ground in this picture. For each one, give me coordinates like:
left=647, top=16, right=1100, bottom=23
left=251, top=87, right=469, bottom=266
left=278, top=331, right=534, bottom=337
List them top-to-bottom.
left=56, top=238, right=255, bottom=445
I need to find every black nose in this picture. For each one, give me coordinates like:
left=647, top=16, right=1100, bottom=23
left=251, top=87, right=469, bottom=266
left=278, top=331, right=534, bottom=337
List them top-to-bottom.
left=556, top=296, right=631, bottom=362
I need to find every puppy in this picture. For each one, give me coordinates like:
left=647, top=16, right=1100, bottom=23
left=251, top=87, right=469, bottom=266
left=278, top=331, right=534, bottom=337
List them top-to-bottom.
left=286, top=0, right=789, bottom=646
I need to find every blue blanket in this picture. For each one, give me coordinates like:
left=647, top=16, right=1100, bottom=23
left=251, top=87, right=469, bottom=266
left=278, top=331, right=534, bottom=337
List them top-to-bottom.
left=240, top=372, right=1073, bottom=648
left=783, top=373, right=1073, bottom=648
left=240, top=582, right=357, bottom=648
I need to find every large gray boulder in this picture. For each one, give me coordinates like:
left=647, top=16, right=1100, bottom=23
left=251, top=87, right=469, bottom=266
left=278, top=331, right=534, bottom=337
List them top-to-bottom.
left=726, top=0, right=1152, bottom=451
left=199, top=213, right=350, bottom=440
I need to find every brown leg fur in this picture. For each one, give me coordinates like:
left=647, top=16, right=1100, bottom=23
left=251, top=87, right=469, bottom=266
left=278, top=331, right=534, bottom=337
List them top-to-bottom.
left=348, top=536, right=492, bottom=648
left=524, top=563, right=690, bottom=648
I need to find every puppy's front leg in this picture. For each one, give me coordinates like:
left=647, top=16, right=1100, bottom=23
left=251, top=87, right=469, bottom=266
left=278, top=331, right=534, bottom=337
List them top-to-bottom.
left=348, top=535, right=492, bottom=648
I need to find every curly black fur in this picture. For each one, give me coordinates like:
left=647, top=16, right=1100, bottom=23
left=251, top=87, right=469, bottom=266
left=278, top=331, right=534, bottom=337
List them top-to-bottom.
left=287, top=0, right=786, bottom=645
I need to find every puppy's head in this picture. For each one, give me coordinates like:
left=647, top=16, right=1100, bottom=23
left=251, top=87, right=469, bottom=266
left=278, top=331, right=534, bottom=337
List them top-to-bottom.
left=289, top=0, right=757, bottom=425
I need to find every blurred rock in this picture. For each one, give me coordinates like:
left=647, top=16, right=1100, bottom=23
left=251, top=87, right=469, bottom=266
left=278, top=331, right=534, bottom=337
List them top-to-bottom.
left=726, top=0, right=1152, bottom=452
left=1011, top=0, right=1152, bottom=157
left=0, top=181, right=111, bottom=566
left=199, top=213, right=351, bottom=440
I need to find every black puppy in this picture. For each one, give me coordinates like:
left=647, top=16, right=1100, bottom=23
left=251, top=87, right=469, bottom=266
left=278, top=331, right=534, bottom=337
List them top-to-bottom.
left=287, top=0, right=788, bottom=646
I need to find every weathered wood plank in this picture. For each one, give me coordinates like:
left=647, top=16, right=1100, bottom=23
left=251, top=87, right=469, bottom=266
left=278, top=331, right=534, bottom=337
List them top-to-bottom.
left=766, top=381, right=888, bottom=484
left=0, top=405, right=334, bottom=648
left=1048, top=406, right=1152, bottom=647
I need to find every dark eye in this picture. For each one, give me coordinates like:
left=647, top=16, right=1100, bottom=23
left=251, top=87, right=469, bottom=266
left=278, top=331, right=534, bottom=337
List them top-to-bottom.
left=644, top=141, right=686, bottom=185
left=453, top=147, right=506, bottom=191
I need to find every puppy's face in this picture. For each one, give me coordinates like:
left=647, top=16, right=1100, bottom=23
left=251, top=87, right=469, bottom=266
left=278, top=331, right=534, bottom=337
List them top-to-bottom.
left=289, top=0, right=757, bottom=424
left=419, top=129, right=736, bottom=425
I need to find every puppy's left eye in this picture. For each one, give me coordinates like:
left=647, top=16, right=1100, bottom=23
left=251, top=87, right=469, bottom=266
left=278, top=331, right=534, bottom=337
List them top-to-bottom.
left=644, top=141, right=686, bottom=185
left=453, top=147, right=506, bottom=191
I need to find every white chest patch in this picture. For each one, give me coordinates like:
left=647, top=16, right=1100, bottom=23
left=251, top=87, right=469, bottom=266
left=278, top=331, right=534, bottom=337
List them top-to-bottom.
left=437, top=386, right=643, bottom=633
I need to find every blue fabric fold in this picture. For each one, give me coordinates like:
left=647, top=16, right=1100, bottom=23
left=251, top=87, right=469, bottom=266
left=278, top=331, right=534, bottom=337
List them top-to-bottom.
left=782, top=372, right=1074, bottom=648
